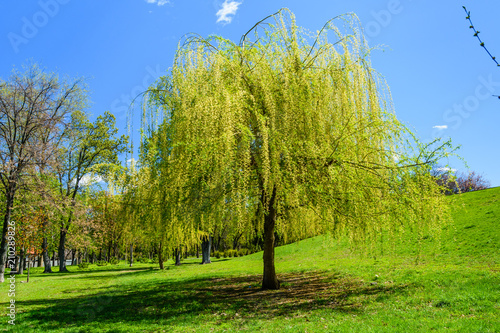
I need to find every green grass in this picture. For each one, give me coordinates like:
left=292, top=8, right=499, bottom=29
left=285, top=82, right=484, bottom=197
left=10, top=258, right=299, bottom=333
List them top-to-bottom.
left=1, top=188, right=499, bottom=332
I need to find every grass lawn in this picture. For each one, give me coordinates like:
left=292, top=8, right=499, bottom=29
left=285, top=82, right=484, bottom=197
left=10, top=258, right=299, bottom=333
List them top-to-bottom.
left=1, top=188, right=499, bottom=332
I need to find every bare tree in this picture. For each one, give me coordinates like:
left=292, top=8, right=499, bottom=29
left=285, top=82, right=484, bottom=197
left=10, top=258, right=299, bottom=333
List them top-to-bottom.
left=0, top=64, right=86, bottom=282
left=431, top=167, right=490, bottom=194
left=456, top=171, right=491, bottom=193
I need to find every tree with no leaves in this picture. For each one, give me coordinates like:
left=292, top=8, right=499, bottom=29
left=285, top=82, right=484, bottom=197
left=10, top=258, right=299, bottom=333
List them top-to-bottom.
left=145, top=10, right=454, bottom=290
left=0, top=64, right=86, bottom=283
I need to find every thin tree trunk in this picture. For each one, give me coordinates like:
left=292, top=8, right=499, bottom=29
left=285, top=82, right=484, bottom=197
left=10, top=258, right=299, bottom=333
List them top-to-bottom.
left=262, top=187, right=280, bottom=290
left=0, top=192, right=14, bottom=283
left=58, top=229, right=69, bottom=272
left=42, top=236, right=52, bottom=272
left=201, top=236, right=212, bottom=264
left=107, top=241, right=112, bottom=262
left=158, top=241, right=164, bottom=269
left=129, top=243, right=133, bottom=267
left=196, top=244, right=199, bottom=258
left=174, top=247, right=181, bottom=266
left=71, top=249, right=76, bottom=266
left=18, top=251, right=24, bottom=275
left=22, top=251, right=27, bottom=271
left=27, top=256, right=31, bottom=283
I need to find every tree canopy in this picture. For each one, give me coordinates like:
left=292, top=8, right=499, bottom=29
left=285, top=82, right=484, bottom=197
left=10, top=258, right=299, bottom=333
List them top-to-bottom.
left=137, top=9, right=452, bottom=289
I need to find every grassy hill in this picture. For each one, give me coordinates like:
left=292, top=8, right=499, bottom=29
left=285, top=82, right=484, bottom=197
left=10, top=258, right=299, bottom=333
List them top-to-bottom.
left=1, top=188, right=499, bottom=332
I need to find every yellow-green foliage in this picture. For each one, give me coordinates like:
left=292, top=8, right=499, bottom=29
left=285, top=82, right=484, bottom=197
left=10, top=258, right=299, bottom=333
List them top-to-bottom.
left=143, top=9, right=452, bottom=251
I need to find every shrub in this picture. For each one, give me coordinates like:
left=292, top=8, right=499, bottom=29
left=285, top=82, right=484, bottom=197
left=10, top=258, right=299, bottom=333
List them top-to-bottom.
left=237, top=249, right=244, bottom=257
left=223, top=250, right=228, bottom=258
left=214, top=251, right=221, bottom=259
left=109, top=257, right=119, bottom=265
left=138, top=257, right=150, bottom=264
left=96, top=260, right=108, bottom=266
left=78, top=261, right=89, bottom=270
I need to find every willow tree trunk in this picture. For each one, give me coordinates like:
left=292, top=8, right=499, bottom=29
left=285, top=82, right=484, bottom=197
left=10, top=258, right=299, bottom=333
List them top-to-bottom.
left=262, top=187, right=280, bottom=290
left=58, top=229, right=69, bottom=272
left=201, top=236, right=212, bottom=264
left=158, top=242, right=164, bottom=270
left=174, top=247, right=181, bottom=266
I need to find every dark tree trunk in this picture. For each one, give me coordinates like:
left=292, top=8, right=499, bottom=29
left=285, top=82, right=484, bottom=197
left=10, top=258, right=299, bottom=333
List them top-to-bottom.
left=262, top=187, right=280, bottom=290
left=0, top=192, right=14, bottom=283
left=58, top=229, right=69, bottom=272
left=233, top=232, right=242, bottom=250
left=201, top=236, right=212, bottom=264
left=42, top=237, right=52, bottom=273
left=107, top=241, right=112, bottom=262
left=158, top=242, right=164, bottom=269
left=129, top=243, right=133, bottom=267
left=196, top=244, right=199, bottom=258
left=174, top=247, right=181, bottom=266
left=71, top=249, right=76, bottom=266
left=22, top=251, right=27, bottom=271
left=52, top=251, right=56, bottom=267
left=18, top=252, right=24, bottom=275
left=26, top=256, right=30, bottom=283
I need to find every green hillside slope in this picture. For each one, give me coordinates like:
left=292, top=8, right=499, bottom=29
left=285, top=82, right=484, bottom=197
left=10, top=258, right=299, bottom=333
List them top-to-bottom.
left=444, top=186, right=500, bottom=261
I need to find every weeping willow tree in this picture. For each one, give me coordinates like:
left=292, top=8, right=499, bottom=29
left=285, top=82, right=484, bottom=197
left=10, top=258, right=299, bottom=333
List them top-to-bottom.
left=144, top=9, right=453, bottom=289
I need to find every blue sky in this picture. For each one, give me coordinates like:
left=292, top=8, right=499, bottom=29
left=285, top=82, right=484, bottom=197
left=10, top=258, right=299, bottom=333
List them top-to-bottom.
left=1, top=1, right=499, bottom=186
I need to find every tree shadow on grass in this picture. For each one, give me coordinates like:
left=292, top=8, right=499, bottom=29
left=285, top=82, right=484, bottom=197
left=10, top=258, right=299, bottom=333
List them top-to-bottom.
left=17, top=266, right=155, bottom=280
left=17, top=270, right=411, bottom=332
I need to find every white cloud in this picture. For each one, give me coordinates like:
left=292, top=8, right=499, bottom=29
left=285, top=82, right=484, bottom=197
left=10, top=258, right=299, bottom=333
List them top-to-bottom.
left=145, top=0, right=170, bottom=6
left=216, top=0, right=242, bottom=24
left=433, top=125, right=448, bottom=130
left=127, top=158, right=136, bottom=167
left=436, top=167, right=457, bottom=173
left=76, top=174, right=104, bottom=187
